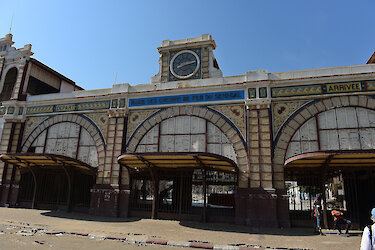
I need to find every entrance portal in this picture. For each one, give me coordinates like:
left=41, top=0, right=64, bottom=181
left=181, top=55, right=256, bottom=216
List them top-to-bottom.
left=285, top=151, right=375, bottom=229
left=119, top=152, right=237, bottom=223
left=0, top=153, right=96, bottom=213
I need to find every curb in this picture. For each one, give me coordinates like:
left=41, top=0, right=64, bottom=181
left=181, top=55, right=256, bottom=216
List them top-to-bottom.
left=0, top=222, right=311, bottom=250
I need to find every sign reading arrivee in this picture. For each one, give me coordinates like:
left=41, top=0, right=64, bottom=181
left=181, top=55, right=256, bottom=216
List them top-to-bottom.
left=326, top=82, right=362, bottom=93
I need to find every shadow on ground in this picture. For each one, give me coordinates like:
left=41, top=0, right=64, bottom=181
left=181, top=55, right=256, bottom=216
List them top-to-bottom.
left=40, top=210, right=141, bottom=223
left=179, top=221, right=361, bottom=237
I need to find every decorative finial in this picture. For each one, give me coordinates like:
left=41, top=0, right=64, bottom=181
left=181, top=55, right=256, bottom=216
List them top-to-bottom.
left=9, top=12, right=14, bottom=34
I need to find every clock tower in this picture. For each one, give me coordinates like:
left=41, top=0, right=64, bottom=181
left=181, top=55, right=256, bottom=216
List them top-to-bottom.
left=151, top=34, right=222, bottom=83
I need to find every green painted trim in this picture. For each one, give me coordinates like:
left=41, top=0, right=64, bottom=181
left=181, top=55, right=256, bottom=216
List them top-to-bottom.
left=271, top=84, right=322, bottom=98
left=26, top=100, right=112, bottom=115
left=26, top=105, right=54, bottom=114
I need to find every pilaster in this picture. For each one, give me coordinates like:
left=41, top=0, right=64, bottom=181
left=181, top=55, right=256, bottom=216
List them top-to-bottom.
left=90, top=107, right=130, bottom=217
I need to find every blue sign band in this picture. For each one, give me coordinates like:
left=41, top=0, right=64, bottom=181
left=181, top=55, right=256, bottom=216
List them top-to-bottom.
left=129, top=90, right=244, bottom=107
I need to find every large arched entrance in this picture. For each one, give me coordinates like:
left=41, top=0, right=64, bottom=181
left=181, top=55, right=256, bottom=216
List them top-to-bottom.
left=274, top=96, right=375, bottom=229
left=123, top=106, right=246, bottom=222
left=1, top=115, right=105, bottom=213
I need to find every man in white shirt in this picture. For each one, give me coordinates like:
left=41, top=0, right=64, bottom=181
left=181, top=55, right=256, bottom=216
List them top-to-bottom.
left=360, top=208, right=375, bottom=250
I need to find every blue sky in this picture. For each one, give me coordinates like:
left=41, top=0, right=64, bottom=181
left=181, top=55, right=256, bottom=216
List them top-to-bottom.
left=0, top=0, right=374, bottom=90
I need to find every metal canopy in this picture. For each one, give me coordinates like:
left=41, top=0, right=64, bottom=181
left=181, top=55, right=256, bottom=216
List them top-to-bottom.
left=285, top=150, right=375, bottom=168
left=118, top=152, right=238, bottom=172
left=0, top=153, right=96, bottom=175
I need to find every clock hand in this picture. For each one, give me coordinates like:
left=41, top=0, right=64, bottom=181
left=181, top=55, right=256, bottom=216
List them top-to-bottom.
left=177, top=60, right=196, bottom=69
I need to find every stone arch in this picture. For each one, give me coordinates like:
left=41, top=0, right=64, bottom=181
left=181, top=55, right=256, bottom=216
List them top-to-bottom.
left=0, top=67, right=18, bottom=101
left=273, top=95, right=374, bottom=188
left=126, top=105, right=249, bottom=187
left=21, top=114, right=106, bottom=168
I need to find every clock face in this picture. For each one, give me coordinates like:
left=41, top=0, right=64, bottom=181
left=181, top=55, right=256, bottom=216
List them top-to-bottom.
left=170, top=50, right=200, bottom=79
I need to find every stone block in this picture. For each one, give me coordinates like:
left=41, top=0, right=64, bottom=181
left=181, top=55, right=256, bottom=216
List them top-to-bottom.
left=349, top=95, right=359, bottom=106
left=358, top=95, right=368, bottom=107
left=339, top=96, right=349, bottom=106
left=331, top=97, right=342, bottom=107
left=367, top=97, right=375, bottom=110
left=322, top=98, right=333, bottom=110
left=306, top=104, right=319, bottom=116
left=198, top=108, right=207, bottom=118
left=259, top=109, right=269, bottom=117
left=299, top=109, right=311, bottom=120
left=204, top=110, right=214, bottom=120
left=249, top=110, right=257, bottom=117
left=210, top=113, right=220, bottom=124
left=292, top=113, right=305, bottom=125
left=259, top=117, right=269, bottom=125
left=216, top=118, right=225, bottom=128
left=249, top=118, right=258, bottom=125
left=288, top=119, right=300, bottom=130
left=221, top=123, right=231, bottom=133
left=260, top=125, right=269, bottom=133
left=282, top=125, right=294, bottom=137
left=250, top=126, right=258, bottom=133
left=226, top=128, right=236, bottom=138
left=249, top=132, right=258, bottom=140
left=260, top=132, right=271, bottom=140
left=231, top=134, right=241, bottom=144
left=250, top=140, right=259, bottom=148
left=277, top=140, right=288, bottom=150
left=260, top=147, right=271, bottom=156
left=237, top=149, right=247, bottom=158
left=250, top=149, right=259, bottom=156
left=237, top=156, right=249, bottom=166
left=250, top=156, right=259, bottom=164
left=260, top=157, right=272, bottom=164
left=261, top=164, right=272, bottom=172
left=273, top=164, right=284, bottom=173
left=250, top=172, right=260, bottom=180
left=273, top=172, right=284, bottom=181
left=250, top=180, right=260, bottom=188
left=262, top=180, right=273, bottom=189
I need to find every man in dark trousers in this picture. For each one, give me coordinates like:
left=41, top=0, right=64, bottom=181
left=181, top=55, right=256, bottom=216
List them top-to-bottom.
left=312, top=194, right=324, bottom=235
left=331, top=208, right=351, bottom=236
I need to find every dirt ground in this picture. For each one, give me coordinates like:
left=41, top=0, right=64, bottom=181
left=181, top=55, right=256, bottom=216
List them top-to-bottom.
left=0, top=207, right=363, bottom=249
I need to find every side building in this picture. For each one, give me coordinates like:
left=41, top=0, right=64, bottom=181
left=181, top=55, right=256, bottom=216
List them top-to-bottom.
left=0, top=33, right=375, bottom=228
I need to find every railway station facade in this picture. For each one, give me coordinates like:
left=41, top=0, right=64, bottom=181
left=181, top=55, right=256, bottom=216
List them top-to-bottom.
left=0, top=33, right=375, bottom=228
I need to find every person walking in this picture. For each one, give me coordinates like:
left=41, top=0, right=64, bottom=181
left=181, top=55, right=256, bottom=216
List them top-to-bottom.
left=312, top=194, right=324, bottom=235
left=331, top=208, right=351, bottom=236
left=360, top=208, right=375, bottom=250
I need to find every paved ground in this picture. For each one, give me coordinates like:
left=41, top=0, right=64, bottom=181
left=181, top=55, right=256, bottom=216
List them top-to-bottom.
left=0, top=207, right=363, bottom=249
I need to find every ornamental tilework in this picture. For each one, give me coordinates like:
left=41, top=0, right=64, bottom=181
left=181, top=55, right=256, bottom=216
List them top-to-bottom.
left=367, top=81, right=375, bottom=90
left=271, top=84, right=322, bottom=98
left=259, top=87, right=267, bottom=98
left=248, top=88, right=256, bottom=98
left=119, top=98, right=126, bottom=108
left=76, top=100, right=110, bottom=111
left=272, top=100, right=308, bottom=137
left=55, top=104, right=76, bottom=112
left=209, top=104, right=246, bottom=139
left=26, top=105, right=54, bottom=114
left=7, top=106, right=15, bottom=114
left=127, top=109, right=158, bottom=142
left=84, top=112, right=109, bottom=141
left=22, top=116, right=49, bottom=143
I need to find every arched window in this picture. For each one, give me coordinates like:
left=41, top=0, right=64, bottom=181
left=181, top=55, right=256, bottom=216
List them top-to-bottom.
left=0, top=67, right=18, bottom=101
left=135, top=115, right=237, bottom=163
left=30, top=122, right=98, bottom=167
